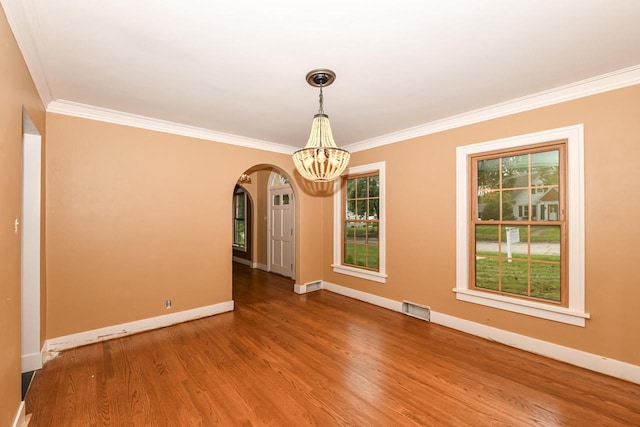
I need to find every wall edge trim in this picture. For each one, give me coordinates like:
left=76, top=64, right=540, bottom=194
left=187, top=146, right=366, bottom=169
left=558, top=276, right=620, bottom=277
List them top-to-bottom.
left=320, top=281, right=640, bottom=385
left=43, top=300, right=234, bottom=354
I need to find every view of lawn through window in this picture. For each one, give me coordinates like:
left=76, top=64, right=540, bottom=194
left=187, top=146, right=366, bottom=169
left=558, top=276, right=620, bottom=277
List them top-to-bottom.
left=472, top=142, right=565, bottom=304
left=343, top=173, right=380, bottom=270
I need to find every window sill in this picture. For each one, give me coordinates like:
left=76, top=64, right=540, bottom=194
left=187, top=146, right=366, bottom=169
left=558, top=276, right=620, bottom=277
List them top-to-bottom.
left=332, top=264, right=387, bottom=283
left=453, top=288, right=590, bottom=327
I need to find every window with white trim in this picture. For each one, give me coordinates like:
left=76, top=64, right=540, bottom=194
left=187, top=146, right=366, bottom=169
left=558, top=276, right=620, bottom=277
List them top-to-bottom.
left=455, top=125, right=589, bottom=326
left=333, top=162, right=387, bottom=283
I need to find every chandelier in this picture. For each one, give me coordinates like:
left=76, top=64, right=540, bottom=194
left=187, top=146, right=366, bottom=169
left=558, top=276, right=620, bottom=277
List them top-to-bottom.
left=292, top=69, right=350, bottom=182
left=237, top=173, right=251, bottom=184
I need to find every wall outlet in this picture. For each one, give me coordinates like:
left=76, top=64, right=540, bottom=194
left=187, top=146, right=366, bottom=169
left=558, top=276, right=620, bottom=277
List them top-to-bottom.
left=165, top=299, right=172, bottom=309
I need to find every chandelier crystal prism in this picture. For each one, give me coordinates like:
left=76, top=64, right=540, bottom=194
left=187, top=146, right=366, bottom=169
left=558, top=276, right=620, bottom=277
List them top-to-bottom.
left=293, top=69, right=350, bottom=182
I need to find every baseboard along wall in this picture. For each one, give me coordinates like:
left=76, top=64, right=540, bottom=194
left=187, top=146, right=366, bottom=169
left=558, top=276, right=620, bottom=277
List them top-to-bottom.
left=39, top=278, right=640, bottom=386
left=311, top=280, right=640, bottom=385
left=43, top=301, right=234, bottom=356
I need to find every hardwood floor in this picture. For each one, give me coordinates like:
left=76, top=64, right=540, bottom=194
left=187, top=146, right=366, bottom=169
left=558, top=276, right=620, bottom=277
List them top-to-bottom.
left=26, top=263, right=640, bottom=426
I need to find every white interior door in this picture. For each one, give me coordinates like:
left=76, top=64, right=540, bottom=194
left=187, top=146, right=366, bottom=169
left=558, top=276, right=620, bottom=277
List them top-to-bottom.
left=269, top=188, right=294, bottom=278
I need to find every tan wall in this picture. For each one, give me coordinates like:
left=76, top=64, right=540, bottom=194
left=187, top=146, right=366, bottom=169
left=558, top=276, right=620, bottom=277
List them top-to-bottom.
left=0, top=5, right=46, bottom=426
left=322, top=84, right=640, bottom=366
left=45, top=114, right=323, bottom=338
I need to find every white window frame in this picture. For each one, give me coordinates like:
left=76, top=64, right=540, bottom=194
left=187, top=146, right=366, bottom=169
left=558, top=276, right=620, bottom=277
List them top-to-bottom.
left=455, top=125, right=589, bottom=326
left=333, top=161, right=387, bottom=283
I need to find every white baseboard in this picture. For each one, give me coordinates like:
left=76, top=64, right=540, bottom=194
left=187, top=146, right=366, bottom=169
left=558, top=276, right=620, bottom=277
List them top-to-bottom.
left=232, top=257, right=252, bottom=267
left=255, top=263, right=268, bottom=271
left=321, top=280, right=403, bottom=312
left=319, top=281, right=640, bottom=385
left=43, top=300, right=234, bottom=354
left=430, top=311, right=640, bottom=384
left=21, top=352, right=43, bottom=372
left=12, top=402, right=25, bottom=427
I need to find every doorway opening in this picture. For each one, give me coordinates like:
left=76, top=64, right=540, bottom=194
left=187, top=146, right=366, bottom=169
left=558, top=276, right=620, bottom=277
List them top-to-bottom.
left=21, top=109, right=42, bottom=399
left=231, top=167, right=297, bottom=301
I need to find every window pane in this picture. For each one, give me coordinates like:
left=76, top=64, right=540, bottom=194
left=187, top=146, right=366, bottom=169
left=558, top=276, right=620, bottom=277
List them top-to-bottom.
left=531, top=150, right=559, bottom=186
left=502, top=154, right=529, bottom=189
left=477, top=158, right=500, bottom=190
left=369, top=176, right=380, bottom=197
left=356, top=177, right=368, bottom=198
left=346, top=179, right=356, bottom=199
left=504, top=190, right=524, bottom=221
left=478, top=191, right=500, bottom=220
left=536, top=192, right=560, bottom=221
left=235, top=193, right=245, bottom=219
left=283, top=194, right=290, bottom=205
left=274, top=195, right=280, bottom=206
left=368, top=199, right=379, bottom=220
left=346, top=200, right=356, bottom=219
left=356, top=200, right=367, bottom=219
left=234, top=219, right=245, bottom=246
left=344, top=222, right=356, bottom=243
left=355, top=222, right=366, bottom=243
left=367, top=223, right=379, bottom=245
left=476, top=225, right=499, bottom=258
left=530, top=225, right=560, bottom=263
left=501, top=226, right=525, bottom=261
left=344, top=244, right=355, bottom=265
left=355, top=245, right=367, bottom=267
left=367, top=246, right=379, bottom=269
left=475, top=257, right=499, bottom=291
left=502, top=260, right=528, bottom=296
left=531, top=262, right=561, bottom=302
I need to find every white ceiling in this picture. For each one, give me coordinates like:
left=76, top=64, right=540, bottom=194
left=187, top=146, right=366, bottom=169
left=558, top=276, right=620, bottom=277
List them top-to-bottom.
left=4, top=0, right=640, bottom=152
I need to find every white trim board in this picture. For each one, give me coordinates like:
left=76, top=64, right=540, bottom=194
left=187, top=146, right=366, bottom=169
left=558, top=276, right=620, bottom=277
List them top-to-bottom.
left=344, top=64, right=640, bottom=153
left=47, top=100, right=295, bottom=155
left=232, top=257, right=253, bottom=268
left=313, top=281, right=640, bottom=385
left=43, top=300, right=234, bottom=354
left=21, top=351, right=42, bottom=372
left=11, top=402, right=25, bottom=427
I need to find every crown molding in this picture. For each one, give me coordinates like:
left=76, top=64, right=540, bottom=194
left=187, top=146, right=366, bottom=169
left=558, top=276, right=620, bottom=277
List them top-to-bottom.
left=1, top=0, right=53, bottom=105
left=344, top=64, right=640, bottom=153
left=47, top=100, right=295, bottom=155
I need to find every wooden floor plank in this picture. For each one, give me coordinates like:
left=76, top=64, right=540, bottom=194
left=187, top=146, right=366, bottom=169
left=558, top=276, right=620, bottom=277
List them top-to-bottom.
left=26, top=263, right=640, bottom=426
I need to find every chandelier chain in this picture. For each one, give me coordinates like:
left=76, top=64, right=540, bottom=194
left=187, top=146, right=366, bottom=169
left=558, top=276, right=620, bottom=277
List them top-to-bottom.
left=318, top=85, right=324, bottom=114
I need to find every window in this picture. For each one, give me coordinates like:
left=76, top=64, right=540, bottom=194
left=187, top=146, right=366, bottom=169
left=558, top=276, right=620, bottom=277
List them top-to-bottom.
left=456, top=125, right=588, bottom=326
left=472, top=142, right=565, bottom=305
left=333, top=162, right=386, bottom=283
left=343, top=173, right=380, bottom=270
left=233, top=188, right=247, bottom=250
